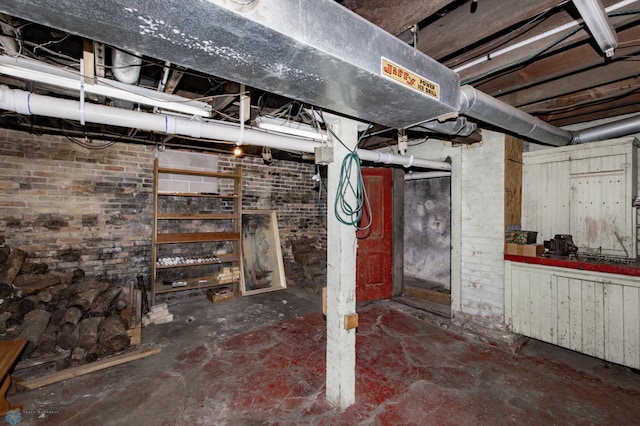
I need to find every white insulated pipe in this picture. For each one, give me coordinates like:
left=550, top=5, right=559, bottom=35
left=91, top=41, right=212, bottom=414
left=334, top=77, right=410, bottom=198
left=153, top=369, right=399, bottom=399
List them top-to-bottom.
left=0, top=86, right=451, bottom=171
left=404, top=171, right=451, bottom=180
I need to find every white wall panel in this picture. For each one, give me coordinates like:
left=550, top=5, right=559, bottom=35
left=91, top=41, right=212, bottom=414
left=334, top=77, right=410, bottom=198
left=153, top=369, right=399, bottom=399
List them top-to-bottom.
left=523, top=138, right=637, bottom=256
left=506, top=262, right=640, bottom=369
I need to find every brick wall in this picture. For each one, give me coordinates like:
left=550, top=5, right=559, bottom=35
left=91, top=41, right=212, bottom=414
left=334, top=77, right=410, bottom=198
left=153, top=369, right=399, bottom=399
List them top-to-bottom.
left=0, top=129, right=326, bottom=291
left=0, top=129, right=155, bottom=287
left=459, top=132, right=505, bottom=323
left=221, top=155, right=327, bottom=291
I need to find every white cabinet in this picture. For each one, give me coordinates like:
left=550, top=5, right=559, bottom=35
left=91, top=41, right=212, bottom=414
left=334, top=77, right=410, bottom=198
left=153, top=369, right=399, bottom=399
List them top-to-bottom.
left=506, top=261, right=640, bottom=369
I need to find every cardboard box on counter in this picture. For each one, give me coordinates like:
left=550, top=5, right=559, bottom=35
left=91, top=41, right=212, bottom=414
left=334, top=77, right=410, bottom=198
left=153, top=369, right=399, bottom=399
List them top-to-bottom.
left=505, top=230, right=538, bottom=244
left=505, top=243, right=544, bottom=257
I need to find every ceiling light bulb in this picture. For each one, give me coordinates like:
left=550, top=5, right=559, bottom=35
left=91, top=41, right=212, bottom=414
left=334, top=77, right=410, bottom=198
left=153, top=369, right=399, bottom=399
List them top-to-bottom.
left=233, top=146, right=242, bottom=156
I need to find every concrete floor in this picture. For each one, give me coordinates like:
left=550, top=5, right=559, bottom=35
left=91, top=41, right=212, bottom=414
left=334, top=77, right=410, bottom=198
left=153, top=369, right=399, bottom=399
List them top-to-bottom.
left=9, top=287, right=640, bottom=425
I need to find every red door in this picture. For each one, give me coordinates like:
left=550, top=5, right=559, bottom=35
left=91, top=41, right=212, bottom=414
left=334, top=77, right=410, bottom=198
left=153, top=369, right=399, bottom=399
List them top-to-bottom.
left=356, top=168, right=393, bottom=301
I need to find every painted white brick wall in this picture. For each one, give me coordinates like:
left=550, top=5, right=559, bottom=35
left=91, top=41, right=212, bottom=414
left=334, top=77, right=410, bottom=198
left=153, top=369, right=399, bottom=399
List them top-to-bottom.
left=407, top=131, right=506, bottom=324
left=459, top=131, right=505, bottom=322
left=156, top=149, right=219, bottom=194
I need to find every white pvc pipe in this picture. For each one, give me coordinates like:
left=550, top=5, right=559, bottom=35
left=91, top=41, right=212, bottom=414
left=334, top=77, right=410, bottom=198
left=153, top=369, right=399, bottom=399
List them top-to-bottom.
left=453, top=0, right=638, bottom=74
left=0, top=86, right=452, bottom=171
left=357, top=150, right=450, bottom=171
left=404, top=171, right=452, bottom=180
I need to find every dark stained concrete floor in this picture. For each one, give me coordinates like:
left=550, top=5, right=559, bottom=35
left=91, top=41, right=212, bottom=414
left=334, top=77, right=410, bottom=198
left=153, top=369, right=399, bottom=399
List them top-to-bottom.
left=9, top=287, right=640, bottom=425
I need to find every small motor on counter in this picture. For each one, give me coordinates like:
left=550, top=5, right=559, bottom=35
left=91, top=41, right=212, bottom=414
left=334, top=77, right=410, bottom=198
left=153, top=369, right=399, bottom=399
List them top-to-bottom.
left=544, top=234, right=580, bottom=260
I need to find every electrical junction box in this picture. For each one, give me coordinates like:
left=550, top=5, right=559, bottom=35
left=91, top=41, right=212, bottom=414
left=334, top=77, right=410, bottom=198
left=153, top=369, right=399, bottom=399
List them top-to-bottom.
left=315, top=146, right=334, bottom=165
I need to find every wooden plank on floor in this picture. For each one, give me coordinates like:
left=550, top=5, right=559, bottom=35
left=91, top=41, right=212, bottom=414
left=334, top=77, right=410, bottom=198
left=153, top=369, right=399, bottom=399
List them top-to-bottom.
left=403, top=285, right=451, bottom=306
left=394, top=295, right=452, bottom=318
left=17, top=346, right=161, bottom=390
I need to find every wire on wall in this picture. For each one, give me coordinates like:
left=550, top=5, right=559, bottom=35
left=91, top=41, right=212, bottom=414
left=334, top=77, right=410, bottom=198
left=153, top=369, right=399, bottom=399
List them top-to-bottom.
left=329, top=122, right=373, bottom=231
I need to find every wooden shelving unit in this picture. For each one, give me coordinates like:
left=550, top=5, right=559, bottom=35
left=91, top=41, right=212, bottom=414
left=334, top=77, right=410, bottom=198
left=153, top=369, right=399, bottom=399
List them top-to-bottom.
left=151, top=159, right=243, bottom=304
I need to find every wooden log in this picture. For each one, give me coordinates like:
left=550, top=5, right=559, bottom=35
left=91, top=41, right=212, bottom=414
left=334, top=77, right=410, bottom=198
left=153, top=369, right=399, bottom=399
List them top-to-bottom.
left=0, top=247, right=9, bottom=265
left=0, top=248, right=27, bottom=285
left=19, top=262, right=48, bottom=275
left=59, top=268, right=85, bottom=285
left=20, top=274, right=62, bottom=295
left=70, top=278, right=110, bottom=311
left=0, top=283, right=11, bottom=299
left=48, top=284, right=73, bottom=304
left=88, top=286, right=122, bottom=316
left=37, top=289, right=53, bottom=304
left=17, top=298, right=36, bottom=316
left=114, top=298, right=128, bottom=312
left=5, top=301, right=22, bottom=326
left=59, top=307, right=83, bottom=335
left=50, top=308, right=67, bottom=326
left=17, top=310, right=51, bottom=356
left=0, top=312, right=11, bottom=335
left=98, top=316, right=130, bottom=352
left=78, top=317, right=103, bottom=350
left=34, top=324, right=59, bottom=355
left=58, top=325, right=79, bottom=350
left=84, top=343, right=104, bottom=363
left=70, top=346, right=86, bottom=367
left=14, top=348, right=70, bottom=378
left=56, top=357, right=70, bottom=372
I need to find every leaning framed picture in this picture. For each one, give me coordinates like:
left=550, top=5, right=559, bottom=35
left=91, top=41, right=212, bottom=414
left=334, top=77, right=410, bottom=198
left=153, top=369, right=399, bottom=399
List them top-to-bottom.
left=241, top=210, right=287, bottom=295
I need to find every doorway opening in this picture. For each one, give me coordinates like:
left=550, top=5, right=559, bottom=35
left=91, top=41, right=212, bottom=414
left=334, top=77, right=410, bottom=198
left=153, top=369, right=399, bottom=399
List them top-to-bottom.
left=397, top=176, right=452, bottom=317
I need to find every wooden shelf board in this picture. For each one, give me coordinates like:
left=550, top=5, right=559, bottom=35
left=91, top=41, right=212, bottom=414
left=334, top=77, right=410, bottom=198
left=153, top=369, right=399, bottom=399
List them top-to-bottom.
left=157, top=167, right=241, bottom=179
left=157, top=192, right=238, bottom=198
left=156, top=213, right=238, bottom=220
left=155, top=232, right=240, bottom=244
left=156, top=254, right=239, bottom=269
left=155, top=276, right=240, bottom=294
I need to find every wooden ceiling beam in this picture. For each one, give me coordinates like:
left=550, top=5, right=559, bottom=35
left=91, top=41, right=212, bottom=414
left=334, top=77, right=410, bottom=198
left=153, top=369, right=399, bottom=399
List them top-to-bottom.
left=338, top=0, right=452, bottom=36
left=416, top=0, right=561, bottom=61
left=472, top=20, right=640, bottom=95
left=496, top=60, right=640, bottom=108
left=521, top=76, right=640, bottom=115
left=532, top=87, right=640, bottom=125
left=543, top=100, right=640, bottom=126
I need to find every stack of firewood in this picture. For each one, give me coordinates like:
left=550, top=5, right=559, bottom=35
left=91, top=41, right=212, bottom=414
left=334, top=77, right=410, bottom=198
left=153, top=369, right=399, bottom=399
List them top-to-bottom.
left=0, top=244, right=134, bottom=370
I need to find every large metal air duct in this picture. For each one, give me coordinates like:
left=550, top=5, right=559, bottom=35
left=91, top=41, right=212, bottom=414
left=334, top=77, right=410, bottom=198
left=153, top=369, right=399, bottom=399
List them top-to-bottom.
left=0, top=0, right=460, bottom=129
left=1, top=0, right=639, bottom=148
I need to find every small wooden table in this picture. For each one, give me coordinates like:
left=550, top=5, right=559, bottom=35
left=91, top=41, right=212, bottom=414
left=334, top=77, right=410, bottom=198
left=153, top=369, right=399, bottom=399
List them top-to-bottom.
left=0, top=339, right=27, bottom=416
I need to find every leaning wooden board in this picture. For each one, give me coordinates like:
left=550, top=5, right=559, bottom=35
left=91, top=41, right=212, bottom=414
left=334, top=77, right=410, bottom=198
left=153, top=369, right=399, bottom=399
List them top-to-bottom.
left=0, top=339, right=28, bottom=416
left=17, top=346, right=161, bottom=390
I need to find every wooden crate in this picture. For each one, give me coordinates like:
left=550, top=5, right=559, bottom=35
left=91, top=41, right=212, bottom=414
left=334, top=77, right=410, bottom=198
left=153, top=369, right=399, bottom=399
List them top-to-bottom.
left=206, top=288, right=235, bottom=304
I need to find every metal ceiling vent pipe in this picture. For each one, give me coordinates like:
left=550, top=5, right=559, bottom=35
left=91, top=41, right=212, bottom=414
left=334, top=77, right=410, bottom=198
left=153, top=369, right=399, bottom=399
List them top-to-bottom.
left=111, top=48, right=141, bottom=84
left=459, top=85, right=573, bottom=147
left=459, top=85, right=640, bottom=145
left=571, top=115, right=640, bottom=144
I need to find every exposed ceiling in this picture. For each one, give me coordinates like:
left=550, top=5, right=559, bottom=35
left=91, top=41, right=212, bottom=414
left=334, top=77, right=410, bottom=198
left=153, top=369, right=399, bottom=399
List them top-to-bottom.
left=0, top=0, right=638, bottom=156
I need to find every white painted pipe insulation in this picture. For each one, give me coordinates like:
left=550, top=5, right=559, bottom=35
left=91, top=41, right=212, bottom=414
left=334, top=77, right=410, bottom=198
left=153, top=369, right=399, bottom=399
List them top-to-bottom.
left=0, top=86, right=451, bottom=172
